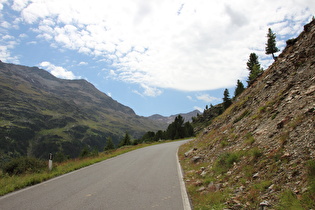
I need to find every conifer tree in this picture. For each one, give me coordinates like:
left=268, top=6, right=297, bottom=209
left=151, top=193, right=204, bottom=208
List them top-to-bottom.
left=265, top=28, right=280, bottom=60
left=246, top=53, right=263, bottom=85
left=247, top=53, right=260, bottom=71
left=248, top=64, right=263, bottom=84
left=234, top=80, right=245, bottom=98
left=223, top=88, right=232, bottom=110
left=166, top=115, right=186, bottom=140
left=184, top=121, right=194, bottom=137
left=154, top=130, right=164, bottom=141
left=119, top=132, right=132, bottom=147
left=104, top=137, right=115, bottom=150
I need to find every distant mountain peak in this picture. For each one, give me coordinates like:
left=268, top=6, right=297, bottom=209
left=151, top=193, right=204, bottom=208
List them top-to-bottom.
left=148, top=110, right=201, bottom=125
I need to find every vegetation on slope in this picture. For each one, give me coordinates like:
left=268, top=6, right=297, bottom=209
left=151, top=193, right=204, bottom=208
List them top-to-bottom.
left=179, top=19, right=315, bottom=209
left=0, top=62, right=166, bottom=162
left=0, top=112, right=195, bottom=195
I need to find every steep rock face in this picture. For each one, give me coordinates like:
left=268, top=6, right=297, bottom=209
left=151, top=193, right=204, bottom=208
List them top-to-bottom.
left=180, top=20, right=315, bottom=209
left=0, top=63, right=165, bottom=159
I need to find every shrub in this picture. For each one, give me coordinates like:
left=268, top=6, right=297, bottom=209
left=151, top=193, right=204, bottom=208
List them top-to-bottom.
left=233, top=110, right=250, bottom=123
left=245, top=132, right=255, bottom=145
left=250, top=147, right=263, bottom=161
left=215, top=152, right=242, bottom=174
left=3, top=157, right=46, bottom=175
left=306, top=160, right=315, bottom=201
left=307, top=160, right=315, bottom=178
left=277, top=190, right=304, bottom=210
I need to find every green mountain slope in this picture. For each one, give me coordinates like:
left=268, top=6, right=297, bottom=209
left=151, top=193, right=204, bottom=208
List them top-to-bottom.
left=179, top=19, right=315, bottom=209
left=0, top=62, right=165, bottom=159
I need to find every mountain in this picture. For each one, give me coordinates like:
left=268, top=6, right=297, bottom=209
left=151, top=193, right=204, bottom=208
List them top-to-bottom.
left=179, top=19, right=315, bottom=209
left=0, top=62, right=166, bottom=159
left=148, top=110, right=201, bottom=125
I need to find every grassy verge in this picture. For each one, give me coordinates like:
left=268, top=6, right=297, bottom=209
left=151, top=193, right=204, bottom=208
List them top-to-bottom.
left=178, top=138, right=315, bottom=209
left=0, top=141, right=170, bottom=196
left=178, top=141, right=231, bottom=209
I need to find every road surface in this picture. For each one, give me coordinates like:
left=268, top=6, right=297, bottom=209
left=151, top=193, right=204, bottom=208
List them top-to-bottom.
left=0, top=140, right=191, bottom=210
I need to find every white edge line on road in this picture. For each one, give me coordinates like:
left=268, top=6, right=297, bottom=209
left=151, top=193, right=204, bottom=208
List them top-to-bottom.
left=177, top=148, right=192, bottom=210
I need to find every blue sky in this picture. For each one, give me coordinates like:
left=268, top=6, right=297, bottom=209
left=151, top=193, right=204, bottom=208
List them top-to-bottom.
left=0, top=0, right=313, bottom=116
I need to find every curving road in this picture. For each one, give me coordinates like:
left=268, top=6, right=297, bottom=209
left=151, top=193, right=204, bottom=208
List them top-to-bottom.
left=0, top=140, right=191, bottom=210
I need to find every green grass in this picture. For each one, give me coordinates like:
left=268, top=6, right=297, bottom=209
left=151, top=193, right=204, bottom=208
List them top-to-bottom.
left=233, top=109, right=250, bottom=124
left=244, top=132, right=255, bottom=145
left=0, top=141, right=171, bottom=196
left=249, top=147, right=263, bottom=161
left=214, top=151, right=243, bottom=174
left=191, top=190, right=228, bottom=210
left=277, top=190, right=305, bottom=210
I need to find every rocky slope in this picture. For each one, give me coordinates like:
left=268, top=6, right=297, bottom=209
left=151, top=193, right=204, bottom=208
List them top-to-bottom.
left=179, top=19, right=315, bottom=209
left=0, top=62, right=165, bottom=159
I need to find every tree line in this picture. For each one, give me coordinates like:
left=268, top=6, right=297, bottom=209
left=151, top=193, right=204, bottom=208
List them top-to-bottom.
left=70, top=28, right=281, bottom=154
left=193, top=28, right=280, bottom=124
left=223, top=28, right=279, bottom=109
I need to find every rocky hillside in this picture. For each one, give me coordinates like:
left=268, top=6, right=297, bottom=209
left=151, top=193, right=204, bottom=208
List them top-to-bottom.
left=179, top=19, right=315, bottom=209
left=0, top=62, right=165, bottom=159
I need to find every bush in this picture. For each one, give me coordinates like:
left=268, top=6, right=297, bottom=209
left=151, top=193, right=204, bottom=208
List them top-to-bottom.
left=215, top=152, right=242, bottom=174
left=3, top=157, right=46, bottom=175
left=277, top=190, right=304, bottom=210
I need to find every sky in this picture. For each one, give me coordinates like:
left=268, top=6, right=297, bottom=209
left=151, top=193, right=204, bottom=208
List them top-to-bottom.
left=0, top=0, right=314, bottom=117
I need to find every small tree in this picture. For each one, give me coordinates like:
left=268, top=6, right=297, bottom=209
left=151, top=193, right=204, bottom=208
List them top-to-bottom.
left=265, top=28, right=280, bottom=60
left=246, top=53, right=263, bottom=85
left=247, top=53, right=260, bottom=71
left=248, top=64, right=263, bottom=84
left=234, top=80, right=245, bottom=98
left=223, top=88, right=232, bottom=110
left=166, top=115, right=185, bottom=140
left=184, top=121, right=194, bottom=137
left=153, top=130, right=164, bottom=141
left=141, top=131, right=155, bottom=142
left=119, top=132, right=132, bottom=147
left=104, top=137, right=115, bottom=150
left=80, top=146, right=90, bottom=158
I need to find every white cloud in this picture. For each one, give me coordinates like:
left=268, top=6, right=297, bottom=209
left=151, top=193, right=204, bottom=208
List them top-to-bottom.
left=0, top=0, right=8, bottom=10
left=6, top=0, right=315, bottom=93
left=12, top=0, right=28, bottom=11
left=0, top=21, right=10, bottom=28
left=0, top=30, right=19, bottom=63
left=19, top=33, right=27, bottom=38
left=2, top=34, right=14, bottom=40
left=26, top=41, right=36, bottom=45
left=0, top=45, right=19, bottom=63
left=38, top=61, right=79, bottom=80
left=78, top=61, right=88, bottom=66
left=140, top=84, right=162, bottom=97
left=132, top=89, right=144, bottom=97
left=196, top=94, right=220, bottom=103
left=187, top=95, right=194, bottom=101
left=194, top=106, right=203, bottom=113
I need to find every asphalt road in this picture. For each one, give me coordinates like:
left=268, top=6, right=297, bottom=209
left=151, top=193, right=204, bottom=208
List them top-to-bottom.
left=0, top=140, right=191, bottom=210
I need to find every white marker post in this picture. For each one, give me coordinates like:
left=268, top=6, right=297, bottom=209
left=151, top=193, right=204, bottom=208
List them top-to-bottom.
left=48, top=153, right=53, bottom=171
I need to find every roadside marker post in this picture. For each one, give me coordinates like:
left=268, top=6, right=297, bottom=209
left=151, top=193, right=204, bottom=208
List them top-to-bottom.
left=48, top=153, right=53, bottom=171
